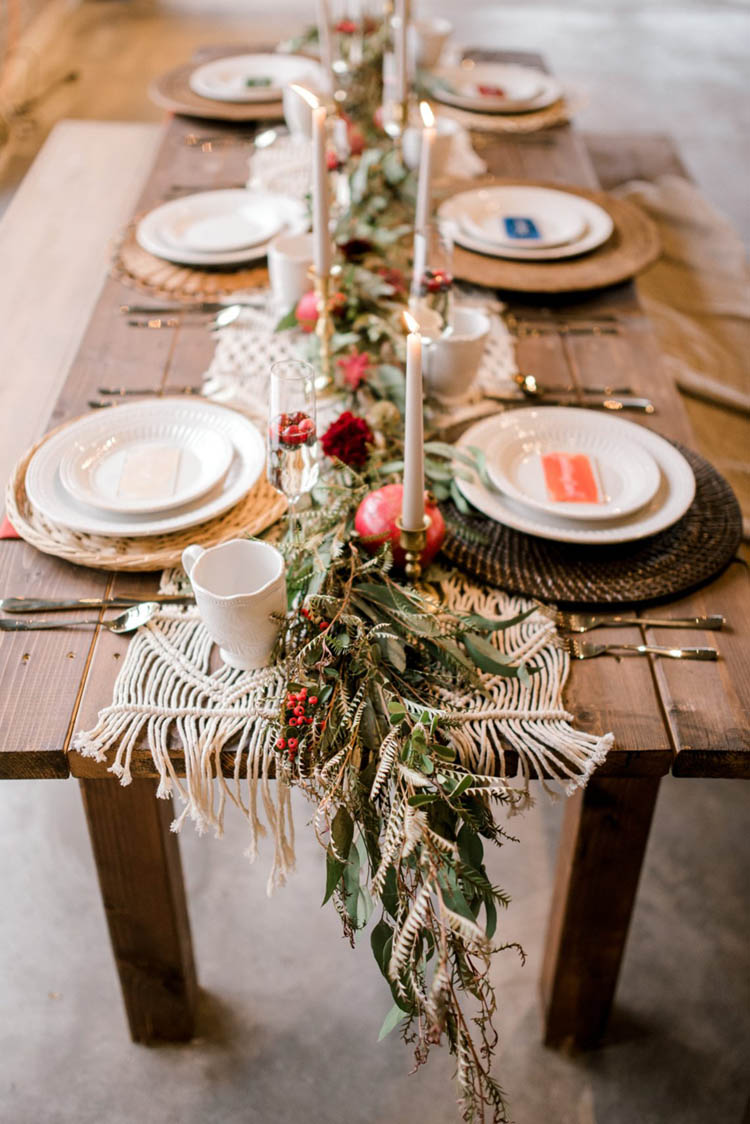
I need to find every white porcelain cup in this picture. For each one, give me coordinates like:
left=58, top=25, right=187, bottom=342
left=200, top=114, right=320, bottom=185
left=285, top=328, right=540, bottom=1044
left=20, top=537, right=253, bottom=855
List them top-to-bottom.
left=409, top=17, right=453, bottom=70
left=282, top=82, right=327, bottom=137
left=401, top=115, right=461, bottom=171
left=267, top=232, right=314, bottom=314
left=424, top=307, right=491, bottom=402
left=182, top=538, right=287, bottom=671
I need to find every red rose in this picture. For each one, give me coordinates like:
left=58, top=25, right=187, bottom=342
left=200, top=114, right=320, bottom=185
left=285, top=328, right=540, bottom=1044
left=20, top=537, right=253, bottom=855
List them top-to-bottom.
left=335, top=18, right=357, bottom=33
left=321, top=411, right=374, bottom=467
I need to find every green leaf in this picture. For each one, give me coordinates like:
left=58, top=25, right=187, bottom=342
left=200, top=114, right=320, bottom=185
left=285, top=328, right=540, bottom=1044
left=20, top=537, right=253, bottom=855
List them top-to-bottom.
left=274, top=306, right=298, bottom=332
left=463, top=607, right=536, bottom=633
left=463, top=632, right=523, bottom=678
left=444, top=774, right=473, bottom=800
left=407, top=792, right=439, bottom=807
left=331, top=807, right=354, bottom=860
left=457, top=824, right=484, bottom=870
left=323, top=851, right=345, bottom=905
left=382, top=865, right=399, bottom=919
left=485, top=896, right=498, bottom=939
left=371, top=918, right=393, bottom=978
left=378, top=1001, right=408, bottom=1041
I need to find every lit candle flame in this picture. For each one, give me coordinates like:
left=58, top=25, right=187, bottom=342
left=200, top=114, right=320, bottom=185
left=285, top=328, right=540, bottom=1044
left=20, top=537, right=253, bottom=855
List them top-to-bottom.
left=290, top=84, right=320, bottom=110
left=419, top=100, right=435, bottom=128
left=403, top=310, right=420, bottom=334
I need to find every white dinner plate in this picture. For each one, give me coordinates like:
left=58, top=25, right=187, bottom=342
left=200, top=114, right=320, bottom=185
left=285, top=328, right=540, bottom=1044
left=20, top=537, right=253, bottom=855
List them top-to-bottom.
left=189, top=53, right=323, bottom=103
left=427, top=63, right=561, bottom=113
left=456, top=185, right=587, bottom=250
left=439, top=186, right=614, bottom=262
left=137, top=190, right=308, bottom=266
left=26, top=399, right=266, bottom=537
left=484, top=408, right=661, bottom=521
left=456, top=409, right=696, bottom=545
left=59, top=418, right=234, bottom=516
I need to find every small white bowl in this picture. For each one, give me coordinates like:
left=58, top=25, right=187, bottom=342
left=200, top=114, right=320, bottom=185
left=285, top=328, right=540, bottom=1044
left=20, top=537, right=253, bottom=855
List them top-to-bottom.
left=424, top=306, right=491, bottom=401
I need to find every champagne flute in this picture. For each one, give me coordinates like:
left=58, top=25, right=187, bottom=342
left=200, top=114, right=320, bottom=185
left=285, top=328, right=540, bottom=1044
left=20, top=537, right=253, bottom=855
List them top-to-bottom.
left=267, top=359, right=319, bottom=543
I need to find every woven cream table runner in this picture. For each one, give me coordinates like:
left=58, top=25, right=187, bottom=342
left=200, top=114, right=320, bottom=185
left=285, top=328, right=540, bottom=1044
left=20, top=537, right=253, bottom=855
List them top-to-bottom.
left=74, top=571, right=612, bottom=892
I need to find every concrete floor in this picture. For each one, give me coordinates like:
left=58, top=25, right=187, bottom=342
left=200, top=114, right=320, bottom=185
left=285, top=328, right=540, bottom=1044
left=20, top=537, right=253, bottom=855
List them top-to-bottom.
left=1, top=3, right=749, bottom=1123
left=1, top=776, right=748, bottom=1124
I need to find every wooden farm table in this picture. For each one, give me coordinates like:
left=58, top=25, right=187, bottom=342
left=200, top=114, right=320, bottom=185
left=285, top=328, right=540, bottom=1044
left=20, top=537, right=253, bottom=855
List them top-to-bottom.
left=1, top=52, right=748, bottom=1054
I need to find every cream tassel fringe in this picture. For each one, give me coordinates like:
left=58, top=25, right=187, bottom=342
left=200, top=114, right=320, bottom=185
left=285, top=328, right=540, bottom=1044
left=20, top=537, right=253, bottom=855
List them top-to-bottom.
left=73, top=570, right=613, bottom=889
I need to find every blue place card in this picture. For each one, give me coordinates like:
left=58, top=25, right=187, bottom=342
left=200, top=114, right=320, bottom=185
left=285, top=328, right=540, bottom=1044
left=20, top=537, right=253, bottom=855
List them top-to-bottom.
left=503, top=215, right=540, bottom=240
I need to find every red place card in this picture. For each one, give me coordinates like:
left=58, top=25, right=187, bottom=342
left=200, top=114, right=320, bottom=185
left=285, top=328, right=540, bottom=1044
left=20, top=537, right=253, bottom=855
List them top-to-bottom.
left=541, top=452, right=601, bottom=504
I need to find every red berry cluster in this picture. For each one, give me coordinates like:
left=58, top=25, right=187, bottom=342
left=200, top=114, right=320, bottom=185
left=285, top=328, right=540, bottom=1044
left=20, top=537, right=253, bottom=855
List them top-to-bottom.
left=421, top=268, right=453, bottom=295
left=271, top=411, right=316, bottom=449
left=300, top=605, right=329, bottom=632
left=275, top=686, right=325, bottom=762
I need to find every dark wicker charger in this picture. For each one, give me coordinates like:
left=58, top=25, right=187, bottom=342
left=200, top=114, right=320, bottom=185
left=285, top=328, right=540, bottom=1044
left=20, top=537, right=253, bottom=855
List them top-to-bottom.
left=441, top=444, right=743, bottom=606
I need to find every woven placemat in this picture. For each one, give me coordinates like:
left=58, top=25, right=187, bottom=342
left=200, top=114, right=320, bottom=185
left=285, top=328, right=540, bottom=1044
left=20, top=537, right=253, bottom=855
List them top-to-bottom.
left=149, top=61, right=285, bottom=122
left=436, top=95, right=578, bottom=135
left=445, top=178, right=660, bottom=294
left=112, top=218, right=269, bottom=301
left=6, top=421, right=287, bottom=572
left=440, top=444, right=743, bottom=606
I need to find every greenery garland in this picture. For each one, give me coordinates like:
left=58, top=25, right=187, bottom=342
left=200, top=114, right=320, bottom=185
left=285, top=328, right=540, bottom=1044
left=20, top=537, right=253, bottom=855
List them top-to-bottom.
left=265, top=34, right=531, bottom=1122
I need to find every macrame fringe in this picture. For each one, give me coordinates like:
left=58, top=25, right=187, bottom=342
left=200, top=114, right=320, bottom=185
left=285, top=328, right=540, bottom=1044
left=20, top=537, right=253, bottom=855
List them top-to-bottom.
left=73, top=570, right=613, bottom=889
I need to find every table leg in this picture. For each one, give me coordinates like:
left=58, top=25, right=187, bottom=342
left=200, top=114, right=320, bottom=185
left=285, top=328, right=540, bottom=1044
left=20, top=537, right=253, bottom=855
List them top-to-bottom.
left=540, top=775, right=661, bottom=1050
left=79, top=777, right=198, bottom=1043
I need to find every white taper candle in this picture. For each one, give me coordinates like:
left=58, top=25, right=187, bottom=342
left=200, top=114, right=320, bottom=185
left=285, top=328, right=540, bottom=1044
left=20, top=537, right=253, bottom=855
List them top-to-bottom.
left=414, top=100, right=436, bottom=234
left=401, top=310, right=425, bottom=531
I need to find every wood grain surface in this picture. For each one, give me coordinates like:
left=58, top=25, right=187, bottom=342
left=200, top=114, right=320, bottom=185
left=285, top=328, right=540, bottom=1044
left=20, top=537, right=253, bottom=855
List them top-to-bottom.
left=0, top=54, right=746, bottom=786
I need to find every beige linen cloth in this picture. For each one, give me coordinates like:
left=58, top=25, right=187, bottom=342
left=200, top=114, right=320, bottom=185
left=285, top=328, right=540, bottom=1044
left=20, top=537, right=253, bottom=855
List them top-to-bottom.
left=615, top=174, right=750, bottom=536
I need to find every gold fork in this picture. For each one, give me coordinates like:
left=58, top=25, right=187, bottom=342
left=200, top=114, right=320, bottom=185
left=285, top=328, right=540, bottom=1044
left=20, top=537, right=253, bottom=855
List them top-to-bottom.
left=534, top=604, right=725, bottom=633
left=553, top=636, right=718, bottom=661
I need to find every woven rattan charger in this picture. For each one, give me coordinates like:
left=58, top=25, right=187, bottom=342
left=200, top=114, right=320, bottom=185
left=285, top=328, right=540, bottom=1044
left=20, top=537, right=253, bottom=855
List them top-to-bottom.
left=112, top=217, right=269, bottom=302
left=6, top=416, right=287, bottom=572
left=441, top=443, right=743, bottom=606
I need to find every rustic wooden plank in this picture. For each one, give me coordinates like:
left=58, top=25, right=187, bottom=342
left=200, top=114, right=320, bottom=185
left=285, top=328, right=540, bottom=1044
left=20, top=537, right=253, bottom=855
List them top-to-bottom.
left=0, top=121, right=161, bottom=779
left=540, top=774, right=662, bottom=1049
left=80, top=777, right=198, bottom=1041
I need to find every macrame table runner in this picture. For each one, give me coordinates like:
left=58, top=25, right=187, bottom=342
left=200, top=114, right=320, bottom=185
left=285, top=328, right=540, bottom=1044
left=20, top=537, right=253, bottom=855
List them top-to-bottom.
left=74, top=571, right=613, bottom=892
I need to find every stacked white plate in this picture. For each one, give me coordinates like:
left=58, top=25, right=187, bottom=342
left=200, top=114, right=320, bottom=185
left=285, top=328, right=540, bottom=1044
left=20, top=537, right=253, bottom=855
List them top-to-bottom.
left=189, top=53, right=324, bottom=103
left=426, top=62, right=562, bottom=114
left=439, top=185, right=614, bottom=262
left=137, top=189, right=308, bottom=267
left=26, top=399, right=266, bottom=537
left=456, top=408, right=696, bottom=544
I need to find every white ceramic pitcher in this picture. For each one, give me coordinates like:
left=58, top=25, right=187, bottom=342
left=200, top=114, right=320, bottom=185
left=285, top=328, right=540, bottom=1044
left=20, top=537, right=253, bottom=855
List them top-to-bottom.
left=182, top=538, right=286, bottom=671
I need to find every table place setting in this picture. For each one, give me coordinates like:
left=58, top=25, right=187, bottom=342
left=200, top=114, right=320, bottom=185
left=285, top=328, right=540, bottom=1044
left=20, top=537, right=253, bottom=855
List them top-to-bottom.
left=2, top=11, right=747, bottom=1124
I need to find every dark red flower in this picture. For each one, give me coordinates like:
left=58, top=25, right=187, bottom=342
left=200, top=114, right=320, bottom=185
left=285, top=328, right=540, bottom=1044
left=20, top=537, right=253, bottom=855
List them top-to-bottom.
left=335, top=18, right=357, bottom=33
left=338, top=237, right=373, bottom=262
left=321, top=411, right=374, bottom=467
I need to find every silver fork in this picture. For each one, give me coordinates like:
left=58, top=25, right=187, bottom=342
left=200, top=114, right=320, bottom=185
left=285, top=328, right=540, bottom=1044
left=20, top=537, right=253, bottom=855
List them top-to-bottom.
left=535, top=604, right=725, bottom=632
left=554, top=636, right=718, bottom=661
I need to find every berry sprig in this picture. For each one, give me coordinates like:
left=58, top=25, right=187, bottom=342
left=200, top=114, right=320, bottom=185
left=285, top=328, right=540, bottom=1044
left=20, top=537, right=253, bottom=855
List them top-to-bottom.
left=275, top=684, right=326, bottom=763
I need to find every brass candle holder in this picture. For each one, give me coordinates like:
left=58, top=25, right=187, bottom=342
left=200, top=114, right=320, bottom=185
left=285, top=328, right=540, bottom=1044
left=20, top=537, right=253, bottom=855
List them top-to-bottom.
left=311, top=267, right=334, bottom=392
left=396, top=514, right=430, bottom=582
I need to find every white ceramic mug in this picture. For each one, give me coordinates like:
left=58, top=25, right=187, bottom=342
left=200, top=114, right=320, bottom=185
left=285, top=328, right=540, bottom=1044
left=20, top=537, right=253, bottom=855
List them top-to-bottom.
left=408, top=17, right=453, bottom=70
left=282, top=82, right=327, bottom=137
left=402, top=115, right=461, bottom=171
left=267, top=232, right=314, bottom=314
left=424, top=306, right=491, bottom=402
left=182, top=538, right=287, bottom=671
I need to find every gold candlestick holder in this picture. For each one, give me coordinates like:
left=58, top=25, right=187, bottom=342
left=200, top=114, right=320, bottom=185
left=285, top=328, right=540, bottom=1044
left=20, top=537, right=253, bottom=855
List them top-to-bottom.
left=311, top=268, right=334, bottom=392
left=396, top=514, right=430, bottom=582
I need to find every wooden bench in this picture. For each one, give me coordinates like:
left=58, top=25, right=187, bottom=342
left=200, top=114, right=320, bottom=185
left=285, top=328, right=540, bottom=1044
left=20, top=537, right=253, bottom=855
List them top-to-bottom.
left=1, top=60, right=747, bottom=1052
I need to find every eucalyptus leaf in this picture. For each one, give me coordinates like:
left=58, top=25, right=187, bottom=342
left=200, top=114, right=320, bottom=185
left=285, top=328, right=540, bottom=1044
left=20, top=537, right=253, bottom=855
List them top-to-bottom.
left=464, top=632, right=523, bottom=679
left=378, top=1001, right=408, bottom=1041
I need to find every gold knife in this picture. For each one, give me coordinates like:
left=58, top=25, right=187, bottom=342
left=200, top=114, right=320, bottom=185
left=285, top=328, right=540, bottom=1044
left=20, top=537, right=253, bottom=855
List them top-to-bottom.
left=0, top=595, right=194, bottom=613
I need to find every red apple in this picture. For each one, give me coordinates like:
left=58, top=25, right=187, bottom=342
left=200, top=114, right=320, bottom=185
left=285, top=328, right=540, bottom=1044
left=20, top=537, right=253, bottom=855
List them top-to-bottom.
left=354, top=483, right=446, bottom=570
